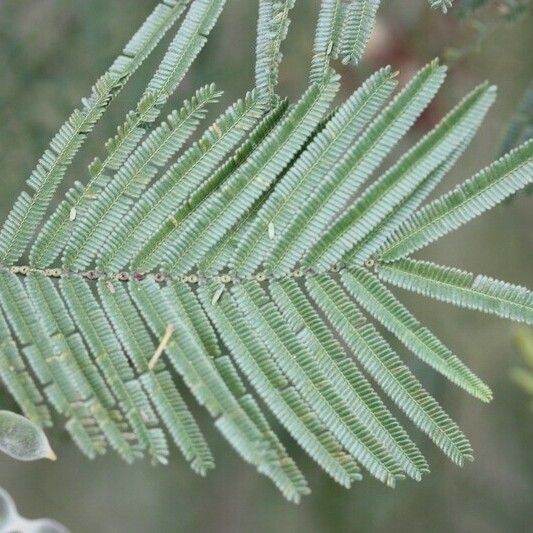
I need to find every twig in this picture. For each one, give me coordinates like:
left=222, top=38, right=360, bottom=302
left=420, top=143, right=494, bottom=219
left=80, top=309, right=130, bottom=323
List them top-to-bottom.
left=148, top=324, right=176, bottom=370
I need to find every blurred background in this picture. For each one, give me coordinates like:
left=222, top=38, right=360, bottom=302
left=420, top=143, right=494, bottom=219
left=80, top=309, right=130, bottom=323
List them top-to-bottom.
left=0, top=1, right=532, bottom=531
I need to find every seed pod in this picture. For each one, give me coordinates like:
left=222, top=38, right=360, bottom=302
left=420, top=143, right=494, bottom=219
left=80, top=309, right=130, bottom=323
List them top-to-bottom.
left=0, top=411, right=56, bottom=462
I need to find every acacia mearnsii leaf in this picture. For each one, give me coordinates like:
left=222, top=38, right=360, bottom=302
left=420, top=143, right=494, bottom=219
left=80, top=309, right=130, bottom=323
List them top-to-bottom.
left=0, top=0, right=189, bottom=266
left=255, top=0, right=297, bottom=102
left=338, top=0, right=381, bottom=66
left=267, top=59, right=446, bottom=276
left=232, top=66, right=397, bottom=277
left=143, top=70, right=340, bottom=274
left=304, top=81, right=496, bottom=271
left=62, top=84, right=221, bottom=270
left=100, top=91, right=268, bottom=273
left=381, top=139, right=533, bottom=262
left=377, top=258, right=533, bottom=325
left=341, top=267, right=492, bottom=401
left=307, top=274, right=474, bottom=466
left=59, top=276, right=168, bottom=464
left=129, top=278, right=306, bottom=498
left=267, top=278, right=429, bottom=481
left=97, top=280, right=214, bottom=474
left=233, top=280, right=405, bottom=486
left=199, top=283, right=359, bottom=491
left=0, top=308, right=50, bottom=426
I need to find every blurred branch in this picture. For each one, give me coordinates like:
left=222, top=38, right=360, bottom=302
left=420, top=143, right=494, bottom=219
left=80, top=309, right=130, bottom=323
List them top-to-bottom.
left=445, top=0, right=532, bottom=64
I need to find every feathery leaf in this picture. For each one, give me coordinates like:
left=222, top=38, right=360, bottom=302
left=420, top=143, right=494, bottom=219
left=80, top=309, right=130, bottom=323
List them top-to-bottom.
left=381, top=139, right=533, bottom=262
left=377, top=259, right=533, bottom=324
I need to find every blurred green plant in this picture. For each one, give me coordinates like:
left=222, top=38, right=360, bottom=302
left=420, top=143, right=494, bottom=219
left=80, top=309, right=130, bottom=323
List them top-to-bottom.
left=0, top=0, right=532, bottom=503
left=446, top=0, right=532, bottom=63
left=457, top=0, right=530, bottom=19
left=500, top=82, right=533, bottom=156
left=501, top=82, right=533, bottom=198
left=511, top=329, right=533, bottom=410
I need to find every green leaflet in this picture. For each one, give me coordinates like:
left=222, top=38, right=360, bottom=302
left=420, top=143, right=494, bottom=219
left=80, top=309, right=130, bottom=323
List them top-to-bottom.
left=255, top=0, right=297, bottom=102
left=309, top=0, right=345, bottom=83
left=338, top=0, right=381, bottom=66
left=0, top=1, right=189, bottom=266
left=267, top=60, right=446, bottom=276
left=232, top=66, right=397, bottom=276
left=146, top=71, right=340, bottom=274
left=304, top=82, right=496, bottom=271
left=62, top=84, right=220, bottom=270
left=102, top=91, right=267, bottom=272
left=381, top=139, right=533, bottom=262
left=377, top=259, right=533, bottom=325
left=342, top=267, right=492, bottom=401
left=307, top=274, right=474, bottom=466
left=60, top=276, right=167, bottom=464
left=130, top=278, right=305, bottom=497
left=268, top=278, right=428, bottom=480
left=233, top=280, right=405, bottom=486
left=97, top=281, right=214, bottom=474
left=199, top=283, right=357, bottom=492
left=0, top=309, right=50, bottom=426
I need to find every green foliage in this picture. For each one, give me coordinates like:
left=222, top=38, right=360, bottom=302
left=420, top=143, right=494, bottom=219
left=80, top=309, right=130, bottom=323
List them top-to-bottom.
left=0, top=0, right=532, bottom=502
left=446, top=0, right=532, bottom=64
left=457, top=0, right=530, bottom=20
left=500, top=83, right=533, bottom=156
left=511, top=328, right=533, bottom=409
